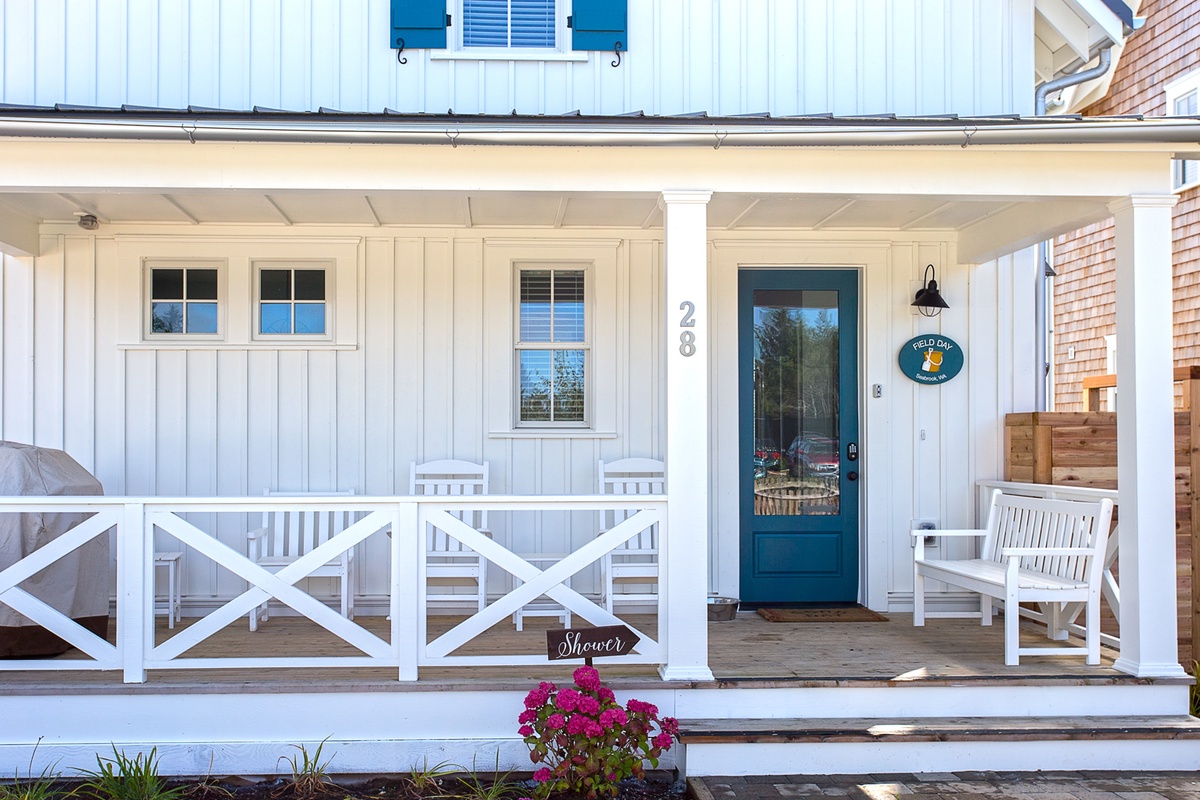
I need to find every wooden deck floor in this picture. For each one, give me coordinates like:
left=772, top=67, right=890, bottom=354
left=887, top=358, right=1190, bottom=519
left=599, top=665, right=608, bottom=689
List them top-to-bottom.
left=0, top=609, right=1152, bottom=694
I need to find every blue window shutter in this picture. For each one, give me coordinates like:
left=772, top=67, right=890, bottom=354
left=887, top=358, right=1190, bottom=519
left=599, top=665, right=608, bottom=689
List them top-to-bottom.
left=391, top=0, right=449, bottom=50
left=570, top=0, right=626, bottom=52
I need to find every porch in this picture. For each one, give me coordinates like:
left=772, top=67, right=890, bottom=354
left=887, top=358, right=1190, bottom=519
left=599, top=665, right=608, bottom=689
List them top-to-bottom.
left=0, top=115, right=1197, bottom=777
left=1, top=486, right=1195, bottom=778
left=0, top=610, right=1138, bottom=690
left=2, top=611, right=1195, bottom=779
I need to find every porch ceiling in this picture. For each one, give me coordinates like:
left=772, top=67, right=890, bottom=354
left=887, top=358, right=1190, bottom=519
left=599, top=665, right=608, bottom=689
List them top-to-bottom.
left=0, top=189, right=1104, bottom=238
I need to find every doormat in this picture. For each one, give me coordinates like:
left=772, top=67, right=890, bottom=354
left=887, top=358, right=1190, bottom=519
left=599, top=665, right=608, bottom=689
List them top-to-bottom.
left=756, top=606, right=888, bottom=623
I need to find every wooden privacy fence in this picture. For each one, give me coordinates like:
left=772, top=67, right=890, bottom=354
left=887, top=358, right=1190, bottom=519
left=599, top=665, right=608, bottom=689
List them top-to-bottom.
left=1005, top=404, right=1198, bottom=665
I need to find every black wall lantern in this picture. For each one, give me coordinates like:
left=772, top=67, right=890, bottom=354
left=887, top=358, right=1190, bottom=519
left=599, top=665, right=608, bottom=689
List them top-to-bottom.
left=911, top=264, right=949, bottom=317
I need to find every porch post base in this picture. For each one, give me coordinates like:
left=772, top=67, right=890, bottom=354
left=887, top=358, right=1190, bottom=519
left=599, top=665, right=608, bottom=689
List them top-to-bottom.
left=1112, top=657, right=1189, bottom=679
left=658, top=664, right=715, bottom=682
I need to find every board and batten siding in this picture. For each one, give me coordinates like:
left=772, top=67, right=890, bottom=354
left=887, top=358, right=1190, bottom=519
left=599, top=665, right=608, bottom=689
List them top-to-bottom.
left=0, top=0, right=1033, bottom=117
left=0, top=225, right=1032, bottom=610
left=0, top=229, right=667, bottom=608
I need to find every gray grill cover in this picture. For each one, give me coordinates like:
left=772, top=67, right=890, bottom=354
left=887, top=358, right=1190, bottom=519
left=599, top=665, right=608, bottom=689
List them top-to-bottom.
left=0, top=441, right=109, bottom=628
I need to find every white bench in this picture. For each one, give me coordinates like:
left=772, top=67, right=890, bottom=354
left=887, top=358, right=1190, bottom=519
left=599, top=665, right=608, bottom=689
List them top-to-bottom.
left=913, top=489, right=1114, bottom=665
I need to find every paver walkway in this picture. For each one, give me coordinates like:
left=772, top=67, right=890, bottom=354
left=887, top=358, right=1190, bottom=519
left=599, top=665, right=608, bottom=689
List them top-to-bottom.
left=690, top=772, right=1200, bottom=800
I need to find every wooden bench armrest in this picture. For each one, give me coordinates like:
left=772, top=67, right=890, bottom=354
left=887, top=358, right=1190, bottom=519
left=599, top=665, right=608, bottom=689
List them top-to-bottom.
left=246, top=526, right=268, bottom=541
left=910, top=529, right=987, bottom=538
left=1001, top=546, right=1096, bottom=557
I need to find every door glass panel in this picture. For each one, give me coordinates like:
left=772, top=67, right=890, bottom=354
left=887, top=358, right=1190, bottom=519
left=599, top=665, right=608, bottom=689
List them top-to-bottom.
left=752, top=289, right=840, bottom=516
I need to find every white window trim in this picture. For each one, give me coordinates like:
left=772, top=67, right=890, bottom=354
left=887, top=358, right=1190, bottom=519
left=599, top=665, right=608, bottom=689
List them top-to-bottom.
left=433, top=0, right=585, bottom=60
left=1165, top=71, right=1200, bottom=193
left=118, top=236, right=359, bottom=350
left=483, top=239, right=620, bottom=438
left=142, top=259, right=226, bottom=343
left=251, top=260, right=336, bottom=343
left=513, top=261, right=593, bottom=429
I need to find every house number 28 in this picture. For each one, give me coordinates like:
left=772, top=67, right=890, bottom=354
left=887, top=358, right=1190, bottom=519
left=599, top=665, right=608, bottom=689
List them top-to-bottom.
left=679, top=301, right=697, bottom=357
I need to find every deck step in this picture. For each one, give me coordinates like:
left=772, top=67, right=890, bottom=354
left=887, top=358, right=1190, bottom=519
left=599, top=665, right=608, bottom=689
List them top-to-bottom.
left=678, top=715, right=1200, bottom=744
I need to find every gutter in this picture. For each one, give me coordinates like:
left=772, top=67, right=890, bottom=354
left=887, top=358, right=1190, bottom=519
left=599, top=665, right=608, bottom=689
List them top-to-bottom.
left=0, top=114, right=1198, bottom=148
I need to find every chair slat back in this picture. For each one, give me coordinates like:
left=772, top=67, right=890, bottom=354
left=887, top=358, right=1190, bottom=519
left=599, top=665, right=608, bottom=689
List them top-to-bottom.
left=599, top=458, right=665, bottom=552
left=410, top=460, right=489, bottom=554
left=982, top=489, right=1114, bottom=584
left=262, top=490, right=355, bottom=558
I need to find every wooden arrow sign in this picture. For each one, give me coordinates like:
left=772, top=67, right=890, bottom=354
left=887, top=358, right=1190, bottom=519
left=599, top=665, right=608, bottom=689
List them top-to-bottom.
left=546, top=624, right=637, bottom=661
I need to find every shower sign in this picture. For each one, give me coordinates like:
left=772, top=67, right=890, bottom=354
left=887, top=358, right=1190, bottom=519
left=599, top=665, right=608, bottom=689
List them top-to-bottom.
left=899, top=335, right=964, bottom=385
left=547, top=625, right=637, bottom=661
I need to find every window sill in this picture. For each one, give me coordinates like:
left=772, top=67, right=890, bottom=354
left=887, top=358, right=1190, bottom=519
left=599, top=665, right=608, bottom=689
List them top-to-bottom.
left=431, top=49, right=589, bottom=62
left=122, top=343, right=358, bottom=351
left=489, top=430, right=617, bottom=439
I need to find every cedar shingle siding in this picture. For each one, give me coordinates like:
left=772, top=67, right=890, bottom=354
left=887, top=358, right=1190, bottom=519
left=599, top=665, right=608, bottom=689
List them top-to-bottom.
left=1052, top=0, right=1200, bottom=411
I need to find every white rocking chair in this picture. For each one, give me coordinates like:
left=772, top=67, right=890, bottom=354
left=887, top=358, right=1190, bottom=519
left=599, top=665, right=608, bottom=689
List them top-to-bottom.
left=598, top=458, right=665, bottom=613
left=410, top=460, right=491, bottom=613
left=245, top=489, right=357, bottom=631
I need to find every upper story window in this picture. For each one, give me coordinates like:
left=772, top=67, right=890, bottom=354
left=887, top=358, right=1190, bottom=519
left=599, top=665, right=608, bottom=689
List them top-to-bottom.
left=391, top=0, right=626, bottom=60
left=463, top=0, right=556, bottom=48
left=1166, top=72, right=1199, bottom=192
left=146, top=262, right=222, bottom=337
left=256, top=264, right=329, bottom=338
left=516, top=267, right=588, bottom=425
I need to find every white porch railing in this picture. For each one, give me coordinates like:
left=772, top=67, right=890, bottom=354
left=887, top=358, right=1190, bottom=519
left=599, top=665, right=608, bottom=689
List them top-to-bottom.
left=977, top=480, right=1121, bottom=652
left=0, top=495, right=673, bottom=683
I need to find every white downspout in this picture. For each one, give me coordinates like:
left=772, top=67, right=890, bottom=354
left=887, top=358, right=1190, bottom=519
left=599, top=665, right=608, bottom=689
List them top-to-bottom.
left=1035, top=45, right=1115, bottom=410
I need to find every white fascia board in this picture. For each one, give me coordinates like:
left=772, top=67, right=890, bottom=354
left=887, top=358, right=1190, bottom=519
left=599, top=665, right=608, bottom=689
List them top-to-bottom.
left=1068, top=0, right=1127, bottom=46
left=0, top=141, right=1177, bottom=200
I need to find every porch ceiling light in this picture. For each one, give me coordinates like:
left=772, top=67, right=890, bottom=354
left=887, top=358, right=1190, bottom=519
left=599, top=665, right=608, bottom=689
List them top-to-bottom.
left=911, top=264, right=949, bottom=317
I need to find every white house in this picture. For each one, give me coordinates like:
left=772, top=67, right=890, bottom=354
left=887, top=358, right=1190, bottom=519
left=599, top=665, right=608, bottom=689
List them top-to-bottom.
left=1, top=0, right=1199, bottom=779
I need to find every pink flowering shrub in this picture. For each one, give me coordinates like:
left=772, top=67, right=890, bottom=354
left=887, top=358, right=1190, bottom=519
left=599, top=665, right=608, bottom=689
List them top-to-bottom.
left=519, top=666, right=679, bottom=799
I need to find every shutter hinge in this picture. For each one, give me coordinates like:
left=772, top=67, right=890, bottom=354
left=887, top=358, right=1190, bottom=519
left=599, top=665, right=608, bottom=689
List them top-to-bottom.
left=446, top=14, right=452, bottom=26
left=566, top=15, right=573, bottom=28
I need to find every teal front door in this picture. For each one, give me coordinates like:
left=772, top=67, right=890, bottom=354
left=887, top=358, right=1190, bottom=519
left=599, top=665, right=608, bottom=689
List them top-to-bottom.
left=739, top=269, right=860, bottom=604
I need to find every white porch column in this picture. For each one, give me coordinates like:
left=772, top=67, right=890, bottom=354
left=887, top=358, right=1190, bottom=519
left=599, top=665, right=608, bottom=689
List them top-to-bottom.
left=659, top=190, right=714, bottom=682
left=1109, top=195, right=1187, bottom=678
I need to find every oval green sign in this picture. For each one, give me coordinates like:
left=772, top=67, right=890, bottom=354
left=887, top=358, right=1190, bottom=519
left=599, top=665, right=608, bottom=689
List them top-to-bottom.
left=899, top=335, right=964, bottom=384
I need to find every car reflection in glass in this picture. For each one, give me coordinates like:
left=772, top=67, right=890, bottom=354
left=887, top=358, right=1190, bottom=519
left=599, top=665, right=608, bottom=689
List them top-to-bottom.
left=786, top=436, right=839, bottom=479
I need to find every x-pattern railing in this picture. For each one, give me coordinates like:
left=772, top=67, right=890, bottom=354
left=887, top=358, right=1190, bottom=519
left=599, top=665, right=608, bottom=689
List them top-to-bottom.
left=0, top=494, right=673, bottom=682
left=0, top=504, right=120, bottom=668
left=420, top=505, right=662, bottom=665
left=147, top=507, right=397, bottom=664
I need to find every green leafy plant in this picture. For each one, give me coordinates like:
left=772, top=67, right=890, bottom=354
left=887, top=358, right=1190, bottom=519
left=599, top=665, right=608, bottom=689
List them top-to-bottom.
left=518, top=666, right=678, bottom=800
left=279, top=739, right=336, bottom=798
left=0, top=741, right=69, bottom=800
left=78, top=747, right=183, bottom=800
left=449, top=755, right=518, bottom=800
left=404, top=758, right=455, bottom=797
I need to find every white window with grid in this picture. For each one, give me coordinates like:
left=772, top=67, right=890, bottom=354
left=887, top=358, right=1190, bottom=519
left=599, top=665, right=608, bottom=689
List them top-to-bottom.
left=452, top=0, right=571, bottom=56
left=1166, top=72, right=1199, bottom=192
left=144, top=260, right=224, bottom=339
left=253, top=262, right=332, bottom=340
left=515, top=266, right=589, bottom=426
